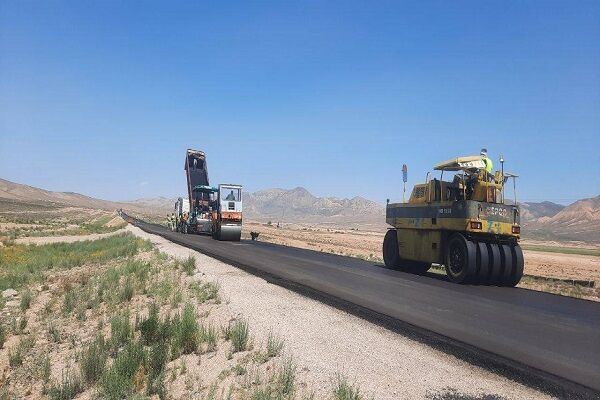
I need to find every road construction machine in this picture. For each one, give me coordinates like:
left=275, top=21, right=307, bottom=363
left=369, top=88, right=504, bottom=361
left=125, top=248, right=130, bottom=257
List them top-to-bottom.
left=174, top=149, right=243, bottom=241
left=384, top=154, right=523, bottom=286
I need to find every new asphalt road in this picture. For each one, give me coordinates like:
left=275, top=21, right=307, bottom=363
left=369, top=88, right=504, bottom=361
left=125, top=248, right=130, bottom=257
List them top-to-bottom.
left=128, top=217, right=600, bottom=396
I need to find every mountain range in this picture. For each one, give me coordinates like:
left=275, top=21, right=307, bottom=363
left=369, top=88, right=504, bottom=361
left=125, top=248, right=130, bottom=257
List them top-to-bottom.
left=0, top=178, right=597, bottom=242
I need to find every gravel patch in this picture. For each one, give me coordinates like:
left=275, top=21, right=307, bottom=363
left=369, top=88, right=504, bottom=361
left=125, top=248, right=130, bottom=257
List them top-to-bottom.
left=127, top=225, right=553, bottom=400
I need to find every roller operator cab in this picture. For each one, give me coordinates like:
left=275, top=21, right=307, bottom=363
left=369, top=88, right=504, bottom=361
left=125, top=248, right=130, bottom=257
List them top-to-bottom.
left=384, top=155, right=524, bottom=286
left=213, top=184, right=243, bottom=241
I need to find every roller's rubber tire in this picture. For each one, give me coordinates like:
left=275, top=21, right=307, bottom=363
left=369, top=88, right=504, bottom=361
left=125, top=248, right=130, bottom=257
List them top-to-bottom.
left=383, top=230, right=401, bottom=269
left=445, top=234, right=477, bottom=284
left=475, top=242, right=490, bottom=285
left=487, top=243, right=502, bottom=285
left=499, top=244, right=514, bottom=286
left=504, top=245, right=524, bottom=287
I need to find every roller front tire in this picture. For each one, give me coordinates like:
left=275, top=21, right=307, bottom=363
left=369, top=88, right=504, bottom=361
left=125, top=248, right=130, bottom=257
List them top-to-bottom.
left=445, top=234, right=477, bottom=284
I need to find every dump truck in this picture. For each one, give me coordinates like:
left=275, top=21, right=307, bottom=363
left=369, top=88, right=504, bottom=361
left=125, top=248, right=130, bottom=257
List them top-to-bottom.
left=174, top=149, right=243, bottom=241
left=384, top=154, right=523, bottom=286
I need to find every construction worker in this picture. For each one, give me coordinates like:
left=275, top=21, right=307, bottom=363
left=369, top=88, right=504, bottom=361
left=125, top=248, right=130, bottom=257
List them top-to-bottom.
left=480, top=148, right=493, bottom=179
left=225, top=190, right=236, bottom=200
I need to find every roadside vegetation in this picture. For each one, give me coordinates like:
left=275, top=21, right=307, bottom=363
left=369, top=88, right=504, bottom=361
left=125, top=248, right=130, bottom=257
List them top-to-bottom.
left=0, top=206, right=126, bottom=242
left=0, top=226, right=370, bottom=399
left=0, top=234, right=150, bottom=291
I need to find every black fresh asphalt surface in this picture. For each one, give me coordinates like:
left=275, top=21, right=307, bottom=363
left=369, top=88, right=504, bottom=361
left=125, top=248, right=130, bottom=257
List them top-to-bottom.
left=129, top=217, right=600, bottom=396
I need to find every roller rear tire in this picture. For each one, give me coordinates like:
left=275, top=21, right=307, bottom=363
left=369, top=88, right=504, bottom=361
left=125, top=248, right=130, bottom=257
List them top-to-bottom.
left=383, top=230, right=401, bottom=269
left=475, top=242, right=490, bottom=285
left=487, top=243, right=502, bottom=285
left=498, top=244, right=514, bottom=286
left=504, top=245, right=524, bottom=287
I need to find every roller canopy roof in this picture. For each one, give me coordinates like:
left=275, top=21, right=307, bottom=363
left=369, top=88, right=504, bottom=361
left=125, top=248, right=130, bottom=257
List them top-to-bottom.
left=434, top=155, right=486, bottom=171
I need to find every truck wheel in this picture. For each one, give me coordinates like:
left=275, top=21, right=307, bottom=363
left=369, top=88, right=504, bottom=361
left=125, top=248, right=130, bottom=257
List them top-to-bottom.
left=383, top=230, right=400, bottom=269
left=445, top=234, right=477, bottom=284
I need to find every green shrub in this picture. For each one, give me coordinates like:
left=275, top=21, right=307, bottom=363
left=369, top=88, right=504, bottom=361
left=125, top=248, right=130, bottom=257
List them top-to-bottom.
left=180, top=256, right=196, bottom=276
left=124, top=259, right=151, bottom=286
left=120, top=277, right=135, bottom=302
left=150, top=278, right=175, bottom=303
left=189, top=281, right=220, bottom=303
left=62, top=288, right=76, bottom=315
left=20, top=290, right=33, bottom=311
left=138, top=303, right=160, bottom=345
left=174, top=304, right=199, bottom=355
left=110, top=312, right=132, bottom=352
left=17, top=316, right=27, bottom=333
left=230, top=319, right=250, bottom=353
left=222, top=321, right=233, bottom=341
left=48, top=322, right=61, bottom=343
left=201, top=323, right=218, bottom=352
left=0, top=324, right=5, bottom=349
left=266, top=331, right=284, bottom=358
left=8, top=335, right=35, bottom=368
left=80, top=335, right=108, bottom=385
left=100, top=341, right=146, bottom=400
left=148, top=341, right=168, bottom=399
left=8, top=347, right=22, bottom=368
left=41, top=355, right=51, bottom=383
left=276, top=357, right=296, bottom=396
left=48, top=369, right=83, bottom=400
left=333, top=375, right=363, bottom=400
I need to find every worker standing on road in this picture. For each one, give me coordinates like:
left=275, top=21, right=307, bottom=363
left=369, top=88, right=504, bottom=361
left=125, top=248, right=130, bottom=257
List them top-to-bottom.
left=480, top=148, right=493, bottom=179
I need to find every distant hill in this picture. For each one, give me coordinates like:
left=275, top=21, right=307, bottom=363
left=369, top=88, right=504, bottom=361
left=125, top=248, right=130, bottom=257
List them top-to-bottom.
left=0, top=178, right=159, bottom=215
left=244, top=187, right=385, bottom=228
left=124, top=196, right=177, bottom=211
left=525, top=196, right=600, bottom=242
left=520, top=201, right=565, bottom=222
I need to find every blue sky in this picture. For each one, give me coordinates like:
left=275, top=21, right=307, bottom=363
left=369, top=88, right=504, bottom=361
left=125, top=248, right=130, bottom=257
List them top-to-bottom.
left=1, top=1, right=598, bottom=205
